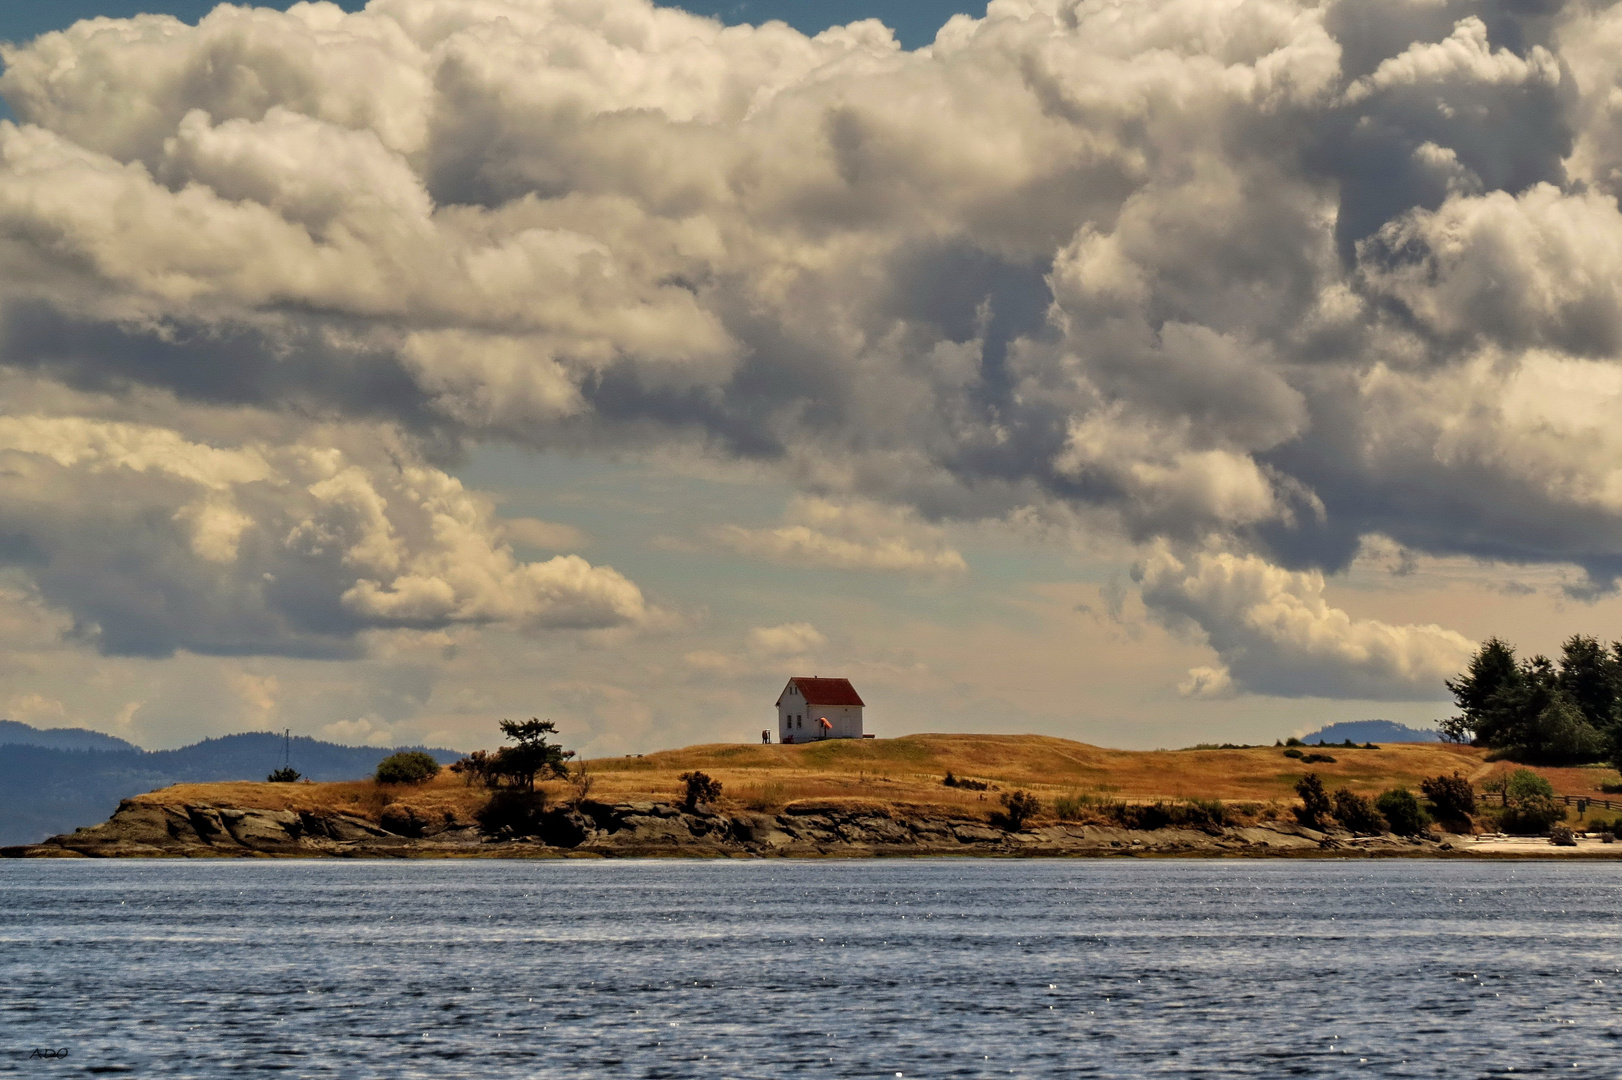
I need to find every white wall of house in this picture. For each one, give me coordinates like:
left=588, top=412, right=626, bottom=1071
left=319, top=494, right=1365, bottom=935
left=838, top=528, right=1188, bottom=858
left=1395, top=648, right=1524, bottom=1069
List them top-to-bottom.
left=776, top=683, right=863, bottom=741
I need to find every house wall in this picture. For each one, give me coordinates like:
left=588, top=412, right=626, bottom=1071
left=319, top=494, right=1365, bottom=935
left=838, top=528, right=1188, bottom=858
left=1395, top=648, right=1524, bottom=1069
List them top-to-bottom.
left=776, top=684, right=863, bottom=741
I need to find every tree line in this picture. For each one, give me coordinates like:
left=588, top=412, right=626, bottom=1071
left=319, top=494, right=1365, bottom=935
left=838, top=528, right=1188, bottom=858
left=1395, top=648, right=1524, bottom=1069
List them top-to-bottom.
left=1444, top=635, right=1622, bottom=766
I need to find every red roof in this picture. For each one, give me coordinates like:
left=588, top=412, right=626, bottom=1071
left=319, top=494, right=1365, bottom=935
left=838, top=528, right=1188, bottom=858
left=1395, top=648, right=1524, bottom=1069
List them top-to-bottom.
left=781, top=677, right=864, bottom=707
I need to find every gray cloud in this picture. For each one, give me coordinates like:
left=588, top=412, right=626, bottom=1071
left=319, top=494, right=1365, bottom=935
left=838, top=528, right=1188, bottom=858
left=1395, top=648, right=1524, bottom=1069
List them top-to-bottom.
left=1, top=0, right=1621, bottom=692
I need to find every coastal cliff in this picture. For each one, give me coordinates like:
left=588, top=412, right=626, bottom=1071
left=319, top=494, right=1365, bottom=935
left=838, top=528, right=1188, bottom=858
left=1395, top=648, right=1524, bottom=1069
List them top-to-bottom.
left=5, top=794, right=1456, bottom=858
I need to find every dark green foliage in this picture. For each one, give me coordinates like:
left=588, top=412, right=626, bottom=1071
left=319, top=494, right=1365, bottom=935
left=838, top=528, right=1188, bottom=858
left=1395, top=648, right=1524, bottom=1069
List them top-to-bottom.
left=1445, top=636, right=1617, bottom=764
left=493, top=718, right=574, bottom=791
left=1284, top=737, right=1304, bottom=747
left=1282, top=747, right=1304, bottom=759
left=375, top=750, right=440, bottom=785
left=450, top=750, right=498, bottom=786
left=1300, top=752, right=1336, bottom=764
left=266, top=766, right=301, bottom=782
left=1499, top=768, right=1565, bottom=835
left=679, top=770, right=723, bottom=810
left=943, top=772, right=989, bottom=791
left=1420, top=772, right=1476, bottom=827
left=1294, top=773, right=1331, bottom=828
left=1331, top=788, right=1387, bottom=834
left=1374, top=788, right=1429, bottom=835
left=474, top=789, right=548, bottom=837
left=990, top=789, right=1040, bottom=831
left=1052, top=793, right=1088, bottom=821
left=1114, top=798, right=1229, bottom=830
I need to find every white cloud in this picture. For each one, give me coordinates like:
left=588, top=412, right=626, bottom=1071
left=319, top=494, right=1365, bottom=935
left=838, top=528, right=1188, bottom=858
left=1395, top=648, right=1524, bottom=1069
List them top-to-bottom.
left=0, top=0, right=1619, bottom=706
left=0, top=412, right=649, bottom=655
left=716, top=498, right=967, bottom=575
left=1138, top=544, right=1476, bottom=700
left=748, top=622, right=827, bottom=656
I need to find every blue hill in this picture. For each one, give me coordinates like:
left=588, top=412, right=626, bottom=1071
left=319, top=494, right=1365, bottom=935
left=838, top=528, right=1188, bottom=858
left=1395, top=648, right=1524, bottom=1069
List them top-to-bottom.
left=1297, top=720, right=1441, bottom=745
left=0, top=722, right=462, bottom=846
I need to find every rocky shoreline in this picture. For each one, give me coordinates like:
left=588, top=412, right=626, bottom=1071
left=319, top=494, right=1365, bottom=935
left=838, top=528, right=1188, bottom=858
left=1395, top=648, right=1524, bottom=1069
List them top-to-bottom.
left=0, top=795, right=1513, bottom=859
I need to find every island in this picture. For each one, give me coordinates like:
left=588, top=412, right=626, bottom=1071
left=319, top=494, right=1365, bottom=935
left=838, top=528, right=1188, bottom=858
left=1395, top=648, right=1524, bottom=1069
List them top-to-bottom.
left=8, top=733, right=1622, bottom=859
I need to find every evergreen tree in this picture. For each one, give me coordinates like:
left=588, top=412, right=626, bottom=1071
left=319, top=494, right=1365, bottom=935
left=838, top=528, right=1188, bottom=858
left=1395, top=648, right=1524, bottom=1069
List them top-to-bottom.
left=1443, top=638, right=1520, bottom=744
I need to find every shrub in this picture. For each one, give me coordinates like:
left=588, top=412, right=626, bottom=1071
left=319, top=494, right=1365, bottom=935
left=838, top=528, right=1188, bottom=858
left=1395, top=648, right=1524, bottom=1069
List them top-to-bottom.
left=1284, top=737, right=1304, bottom=746
left=1282, top=748, right=1304, bottom=759
left=376, top=750, right=441, bottom=785
left=450, top=750, right=499, bottom=787
left=1300, top=752, right=1337, bottom=764
left=266, top=767, right=301, bottom=783
left=1500, top=768, right=1565, bottom=834
left=679, top=771, right=723, bottom=810
left=944, top=772, right=989, bottom=791
left=1420, top=772, right=1476, bottom=827
left=1294, top=774, right=1332, bottom=828
left=1331, top=788, right=1387, bottom=834
left=1375, top=788, right=1429, bottom=835
left=991, top=789, right=1041, bottom=831
left=1052, top=793, right=1090, bottom=821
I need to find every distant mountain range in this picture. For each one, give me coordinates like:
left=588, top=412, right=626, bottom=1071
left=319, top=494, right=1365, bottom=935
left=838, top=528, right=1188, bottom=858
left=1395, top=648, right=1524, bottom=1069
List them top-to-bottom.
left=1296, top=720, right=1442, bottom=745
left=0, top=722, right=462, bottom=846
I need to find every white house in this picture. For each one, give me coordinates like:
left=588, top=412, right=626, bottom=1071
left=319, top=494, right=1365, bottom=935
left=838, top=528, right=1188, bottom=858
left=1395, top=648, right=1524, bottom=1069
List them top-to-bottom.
left=775, top=677, right=865, bottom=742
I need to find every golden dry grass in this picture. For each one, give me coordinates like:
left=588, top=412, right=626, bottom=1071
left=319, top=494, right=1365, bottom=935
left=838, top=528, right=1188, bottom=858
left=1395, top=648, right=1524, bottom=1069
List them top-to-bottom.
left=132, top=734, right=1622, bottom=824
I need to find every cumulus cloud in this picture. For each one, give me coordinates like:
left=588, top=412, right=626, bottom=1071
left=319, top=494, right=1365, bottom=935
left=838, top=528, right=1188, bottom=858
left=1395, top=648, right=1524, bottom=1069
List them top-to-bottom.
left=1, top=0, right=1621, bottom=695
left=0, top=412, right=647, bottom=656
left=715, top=497, right=967, bottom=575
left=1138, top=546, right=1476, bottom=700
left=748, top=622, right=827, bottom=656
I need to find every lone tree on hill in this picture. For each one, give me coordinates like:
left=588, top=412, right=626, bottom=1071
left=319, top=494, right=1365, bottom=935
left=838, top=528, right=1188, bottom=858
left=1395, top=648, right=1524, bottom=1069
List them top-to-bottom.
left=495, top=718, right=574, bottom=791
left=267, top=766, right=302, bottom=783
left=679, top=771, right=723, bottom=810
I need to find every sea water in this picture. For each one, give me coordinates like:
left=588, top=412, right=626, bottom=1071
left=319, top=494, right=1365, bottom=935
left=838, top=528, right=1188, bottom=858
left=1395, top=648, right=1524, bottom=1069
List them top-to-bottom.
left=2, top=859, right=1620, bottom=1077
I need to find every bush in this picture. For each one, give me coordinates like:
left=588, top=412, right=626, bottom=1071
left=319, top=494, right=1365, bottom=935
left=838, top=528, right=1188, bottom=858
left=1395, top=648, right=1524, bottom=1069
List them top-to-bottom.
left=1282, top=748, right=1304, bottom=759
left=376, top=750, right=441, bottom=785
left=1300, top=752, right=1336, bottom=764
left=266, top=767, right=301, bottom=783
left=1500, top=768, right=1565, bottom=834
left=679, top=771, right=723, bottom=810
left=943, top=772, right=990, bottom=791
left=1420, top=772, right=1476, bottom=827
left=1294, top=773, right=1332, bottom=828
left=1332, top=788, right=1388, bottom=834
left=1375, top=788, right=1429, bottom=835
left=474, top=789, right=548, bottom=837
left=990, top=789, right=1041, bottom=831
left=1052, top=793, right=1090, bottom=821
left=1112, top=799, right=1229, bottom=831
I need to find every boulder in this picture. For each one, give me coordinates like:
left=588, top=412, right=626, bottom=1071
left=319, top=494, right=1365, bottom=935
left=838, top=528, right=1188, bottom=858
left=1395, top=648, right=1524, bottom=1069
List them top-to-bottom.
left=221, top=808, right=301, bottom=849
left=729, top=812, right=794, bottom=848
left=952, top=823, right=1004, bottom=844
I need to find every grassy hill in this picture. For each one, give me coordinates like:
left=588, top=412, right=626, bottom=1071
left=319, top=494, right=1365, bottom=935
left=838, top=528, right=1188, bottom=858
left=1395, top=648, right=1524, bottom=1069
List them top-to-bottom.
left=128, top=733, right=1622, bottom=826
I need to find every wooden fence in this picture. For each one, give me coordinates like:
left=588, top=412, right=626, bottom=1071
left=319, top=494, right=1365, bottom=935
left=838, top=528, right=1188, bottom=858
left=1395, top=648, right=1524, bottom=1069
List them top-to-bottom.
left=1480, top=791, right=1620, bottom=811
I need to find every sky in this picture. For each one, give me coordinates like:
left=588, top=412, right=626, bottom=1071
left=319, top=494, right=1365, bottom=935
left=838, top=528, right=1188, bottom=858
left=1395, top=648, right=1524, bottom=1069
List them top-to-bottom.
left=1, top=0, right=1621, bottom=756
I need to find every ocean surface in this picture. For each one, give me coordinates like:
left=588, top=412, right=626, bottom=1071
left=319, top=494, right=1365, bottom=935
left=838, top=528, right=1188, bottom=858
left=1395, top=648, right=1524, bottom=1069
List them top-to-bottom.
left=3, top=859, right=1621, bottom=1077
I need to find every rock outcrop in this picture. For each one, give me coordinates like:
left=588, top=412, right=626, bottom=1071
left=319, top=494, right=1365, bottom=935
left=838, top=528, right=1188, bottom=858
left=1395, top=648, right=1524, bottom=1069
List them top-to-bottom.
left=1, top=796, right=1460, bottom=859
